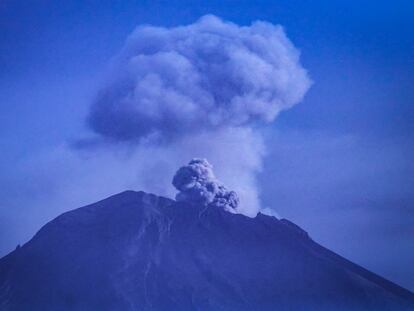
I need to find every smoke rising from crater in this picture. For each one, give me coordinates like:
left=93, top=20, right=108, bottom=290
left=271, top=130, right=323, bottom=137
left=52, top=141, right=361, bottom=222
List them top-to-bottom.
left=85, top=15, right=311, bottom=216
left=173, top=158, right=239, bottom=212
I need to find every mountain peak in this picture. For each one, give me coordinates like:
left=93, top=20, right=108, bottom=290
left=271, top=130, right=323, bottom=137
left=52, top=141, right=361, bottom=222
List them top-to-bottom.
left=1, top=190, right=413, bottom=311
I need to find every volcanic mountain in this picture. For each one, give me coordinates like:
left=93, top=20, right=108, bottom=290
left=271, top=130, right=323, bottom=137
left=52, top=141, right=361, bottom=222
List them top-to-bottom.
left=0, top=190, right=413, bottom=311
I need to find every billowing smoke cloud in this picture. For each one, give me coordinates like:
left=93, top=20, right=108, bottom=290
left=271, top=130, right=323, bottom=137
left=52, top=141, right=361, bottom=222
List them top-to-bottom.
left=85, top=15, right=311, bottom=216
left=88, top=15, right=310, bottom=142
left=173, top=158, right=239, bottom=212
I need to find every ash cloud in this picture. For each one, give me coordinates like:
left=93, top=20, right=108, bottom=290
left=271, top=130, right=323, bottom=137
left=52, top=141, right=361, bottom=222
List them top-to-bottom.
left=85, top=15, right=311, bottom=216
left=87, top=15, right=310, bottom=143
left=173, top=158, right=239, bottom=212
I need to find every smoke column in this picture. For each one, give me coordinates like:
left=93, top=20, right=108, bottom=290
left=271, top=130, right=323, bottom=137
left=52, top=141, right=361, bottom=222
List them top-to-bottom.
left=85, top=15, right=311, bottom=216
left=173, top=158, right=239, bottom=212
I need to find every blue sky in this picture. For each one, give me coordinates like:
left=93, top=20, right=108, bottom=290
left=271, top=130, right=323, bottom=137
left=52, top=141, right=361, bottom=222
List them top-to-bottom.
left=1, top=1, right=413, bottom=290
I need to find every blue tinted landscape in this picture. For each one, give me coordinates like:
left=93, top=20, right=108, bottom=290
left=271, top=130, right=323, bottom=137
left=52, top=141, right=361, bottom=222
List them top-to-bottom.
left=0, top=1, right=413, bottom=310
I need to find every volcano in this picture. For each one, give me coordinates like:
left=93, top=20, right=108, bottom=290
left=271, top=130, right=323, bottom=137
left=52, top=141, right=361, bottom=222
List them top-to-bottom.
left=0, top=190, right=413, bottom=311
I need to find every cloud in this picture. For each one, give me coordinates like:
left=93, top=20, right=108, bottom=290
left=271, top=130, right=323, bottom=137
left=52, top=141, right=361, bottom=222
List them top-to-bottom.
left=87, top=14, right=310, bottom=143
left=81, top=15, right=310, bottom=217
left=172, top=158, right=239, bottom=212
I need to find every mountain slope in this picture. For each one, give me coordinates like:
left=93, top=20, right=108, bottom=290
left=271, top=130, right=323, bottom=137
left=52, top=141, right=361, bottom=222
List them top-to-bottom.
left=1, top=190, right=413, bottom=311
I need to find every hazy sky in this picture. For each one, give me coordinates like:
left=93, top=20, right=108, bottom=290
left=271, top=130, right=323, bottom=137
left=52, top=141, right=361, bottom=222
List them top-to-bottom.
left=1, top=1, right=413, bottom=290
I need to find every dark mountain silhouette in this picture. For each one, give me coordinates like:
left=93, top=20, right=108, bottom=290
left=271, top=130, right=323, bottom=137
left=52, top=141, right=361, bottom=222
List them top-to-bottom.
left=1, top=190, right=413, bottom=310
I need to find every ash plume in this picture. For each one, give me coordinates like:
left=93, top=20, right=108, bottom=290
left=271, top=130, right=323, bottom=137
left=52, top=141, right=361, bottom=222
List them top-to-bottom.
left=84, top=15, right=311, bottom=216
left=172, top=158, right=239, bottom=212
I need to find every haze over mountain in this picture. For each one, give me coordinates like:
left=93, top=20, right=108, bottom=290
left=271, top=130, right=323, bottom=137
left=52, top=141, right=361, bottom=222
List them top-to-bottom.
left=1, top=160, right=413, bottom=311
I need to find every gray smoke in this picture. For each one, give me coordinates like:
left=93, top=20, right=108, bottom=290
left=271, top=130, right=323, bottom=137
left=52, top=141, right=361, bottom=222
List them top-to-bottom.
left=84, top=15, right=311, bottom=216
left=87, top=15, right=310, bottom=143
left=172, top=158, right=239, bottom=212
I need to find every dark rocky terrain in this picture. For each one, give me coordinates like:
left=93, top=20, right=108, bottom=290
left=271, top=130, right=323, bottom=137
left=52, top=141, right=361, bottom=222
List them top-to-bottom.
left=1, top=190, right=413, bottom=310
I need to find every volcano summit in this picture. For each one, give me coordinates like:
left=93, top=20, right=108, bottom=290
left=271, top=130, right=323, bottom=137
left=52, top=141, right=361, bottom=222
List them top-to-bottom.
left=0, top=160, right=413, bottom=311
